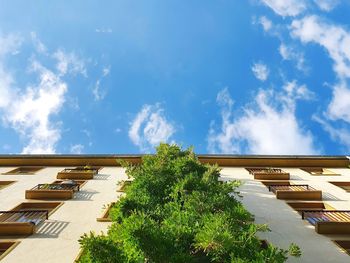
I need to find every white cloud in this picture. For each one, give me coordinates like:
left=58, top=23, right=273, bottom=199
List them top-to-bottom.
left=261, top=0, right=307, bottom=17
left=314, top=0, right=339, bottom=11
left=291, top=15, right=350, bottom=79
left=259, top=16, right=272, bottom=32
left=291, top=16, right=350, bottom=123
left=0, top=33, right=85, bottom=153
left=279, top=43, right=306, bottom=71
left=53, top=49, right=87, bottom=77
left=2, top=60, right=67, bottom=154
left=252, top=62, right=269, bottom=81
left=327, top=82, right=350, bottom=123
left=208, top=85, right=318, bottom=154
left=129, top=104, right=175, bottom=152
left=70, top=144, right=84, bottom=154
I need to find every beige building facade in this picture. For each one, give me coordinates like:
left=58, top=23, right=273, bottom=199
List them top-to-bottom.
left=0, top=155, right=350, bottom=262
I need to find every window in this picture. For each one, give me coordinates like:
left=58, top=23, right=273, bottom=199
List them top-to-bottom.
left=3, top=167, right=43, bottom=175
left=301, top=167, right=339, bottom=176
left=0, top=181, right=15, bottom=190
left=330, top=182, right=350, bottom=192
left=10, top=202, right=63, bottom=216
left=287, top=202, right=334, bottom=212
left=334, top=240, right=350, bottom=256
left=0, top=241, right=20, bottom=260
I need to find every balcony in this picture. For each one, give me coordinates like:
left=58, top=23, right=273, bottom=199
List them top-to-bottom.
left=57, top=167, right=98, bottom=180
left=246, top=168, right=290, bottom=180
left=117, top=180, right=132, bottom=192
left=0, top=181, right=15, bottom=190
left=25, top=182, right=80, bottom=200
left=268, top=184, right=322, bottom=200
left=97, top=202, right=115, bottom=222
left=0, top=210, right=48, bottom=235
left=302, top=210, right=350, bottom=234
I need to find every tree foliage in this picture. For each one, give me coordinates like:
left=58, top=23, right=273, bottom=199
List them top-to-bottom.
left=79, top=144, right=300, bottom=262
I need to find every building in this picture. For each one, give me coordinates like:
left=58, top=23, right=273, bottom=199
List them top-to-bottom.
left=0, top=155, right=350, bottom=262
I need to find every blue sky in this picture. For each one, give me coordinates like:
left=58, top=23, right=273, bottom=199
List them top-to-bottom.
left=0, top=0, right=350, bottom=155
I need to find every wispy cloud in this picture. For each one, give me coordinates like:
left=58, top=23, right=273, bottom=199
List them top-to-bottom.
left=260, top=0, right=307, bottom=17
left=314, top=0, right=339, bottom=12
left=291, top=15, right=350, bottom=79
left=259, top=16, right=272, bottom=32
left=95, top=28, right=112, bottom=33
left=30, top=32, right=47, bottom=54
left=0, top=33, right=22, bottom=56
left=279, top=43, right=306, bottom=72
left=53, top=49, right=87, bottom=77
left=251, top=62, right=269, bottom=81
left=92, top=65, right=110, bottom=101
left=102, top=66, right=110, bottom=77
left=92, top=80, right=105, bottom=101
left=208, top=84, right=318, bottom=154
left=129, top=104, right=175, bottom=152
left=313, top=115, right=350, bottom=151
left=70, top=144, right=84, bottom=154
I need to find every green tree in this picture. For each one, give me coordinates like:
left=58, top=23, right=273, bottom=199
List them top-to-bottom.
left=79, top=144, right=300, bottom=262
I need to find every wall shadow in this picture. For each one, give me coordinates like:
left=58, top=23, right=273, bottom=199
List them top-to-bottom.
left=94, top=174, right=111, bottom=180
left=74, top=190, right=99, bottom=201
left=32, top=220, right=69, bottom=238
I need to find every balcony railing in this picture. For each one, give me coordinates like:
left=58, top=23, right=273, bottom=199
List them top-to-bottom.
left=57, top=168, right=97, bottom=180
left=60, top=168, right=98, bottom=174
left=246, top=168, right=285, bottom=174
left=246, top=168, right=290, bottom=180
left=30, top=183, right=80, bottom=191
left=268, top=184, right=315, bottom=193
left=268, top=184, right=322, bottom=200
left=0, top=210, right=48, bottom=225
left=302, top=210, right=350, bottom=225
